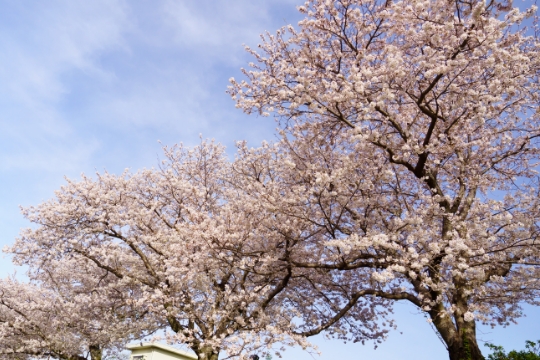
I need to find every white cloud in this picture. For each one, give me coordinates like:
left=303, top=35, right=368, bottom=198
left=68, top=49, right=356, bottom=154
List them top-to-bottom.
left=0, top=0, right=130, bottom=172
left=0, top=0, right=129, bottom=106
left=0, top=0, right=302, bottom=267
left=160, top=0, right=302, bottom=62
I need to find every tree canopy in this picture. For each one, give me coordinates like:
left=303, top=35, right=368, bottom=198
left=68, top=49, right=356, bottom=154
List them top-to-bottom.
left=229, top=0, right=540, bottom=359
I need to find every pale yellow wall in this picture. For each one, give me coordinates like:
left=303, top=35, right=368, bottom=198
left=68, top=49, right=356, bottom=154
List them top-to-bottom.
left=129, top=347, right=197, bottom=360
left=130, top=348, right=152, bottom=360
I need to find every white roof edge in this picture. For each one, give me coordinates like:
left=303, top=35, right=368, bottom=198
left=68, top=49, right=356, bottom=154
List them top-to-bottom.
left=126, top=342, right=198, bottom=360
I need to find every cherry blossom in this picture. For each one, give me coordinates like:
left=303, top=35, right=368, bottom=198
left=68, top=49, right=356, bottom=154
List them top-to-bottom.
left=229, top=1, right=540, bottom=359
left=7, top=141, right=391, bottom=360
left=0, top=274, right=153, bottom=360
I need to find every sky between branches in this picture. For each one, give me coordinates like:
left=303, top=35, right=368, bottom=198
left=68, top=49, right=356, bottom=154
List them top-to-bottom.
left=0, top=1, right=537, bottom=359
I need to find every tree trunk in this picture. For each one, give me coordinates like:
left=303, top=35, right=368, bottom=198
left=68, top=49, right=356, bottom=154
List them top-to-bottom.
left=431, top=311, right=484, bottom=360
left=447, top=325, right=484, bottom=360
left=89, top=345, right=102, bottom=360
left=195, top=346, right=219, bottom=360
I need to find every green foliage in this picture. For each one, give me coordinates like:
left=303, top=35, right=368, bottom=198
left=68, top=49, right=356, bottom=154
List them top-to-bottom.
left=463, top=334, right=472, bottom=360
left=485, top=340, right=540, bottom=360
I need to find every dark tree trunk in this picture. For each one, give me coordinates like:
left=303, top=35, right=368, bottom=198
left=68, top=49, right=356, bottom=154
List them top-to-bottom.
left=430, top=309, right=484, bottom=360
left=447, top=327, right=484, bottom=360
left=89, top=345, right=102, bottom=360
left=195, top=346, right=219, bottom=360
left=63, top=353, right=87, bottom=360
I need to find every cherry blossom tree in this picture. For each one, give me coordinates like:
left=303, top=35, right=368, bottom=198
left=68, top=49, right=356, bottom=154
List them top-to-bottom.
left=229, top=0, right=540, bottom=359
left=8, top=142, right=390, bottom=360
left=0, top=269, right=154, bottom=360
left=0, top=279, right=101, bottom=360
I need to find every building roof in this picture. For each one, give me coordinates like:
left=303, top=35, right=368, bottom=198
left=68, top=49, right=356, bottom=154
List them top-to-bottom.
left=126, top=342, right=198, bottom=360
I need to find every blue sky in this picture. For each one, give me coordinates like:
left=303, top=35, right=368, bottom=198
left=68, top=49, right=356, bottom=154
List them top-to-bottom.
left=0, top=1, right=537, bottom=359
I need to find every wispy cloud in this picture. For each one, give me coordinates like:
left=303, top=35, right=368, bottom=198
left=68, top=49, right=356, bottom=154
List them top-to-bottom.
left=0, top=0, right=303, bottom=264
left=0, top=0, right=130, bottom=174
left=0, top=0, right=129, bottom=106
left=161, top=0, right=301, bottom=54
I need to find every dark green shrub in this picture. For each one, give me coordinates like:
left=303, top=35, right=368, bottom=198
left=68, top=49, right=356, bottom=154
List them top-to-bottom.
left=485, top=340, right=540, bottom=360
